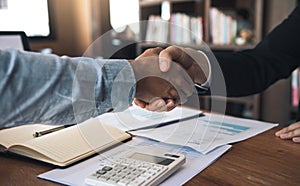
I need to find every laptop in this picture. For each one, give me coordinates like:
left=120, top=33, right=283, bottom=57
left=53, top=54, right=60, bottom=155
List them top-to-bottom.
left=0, top=31, right=30, bottom=51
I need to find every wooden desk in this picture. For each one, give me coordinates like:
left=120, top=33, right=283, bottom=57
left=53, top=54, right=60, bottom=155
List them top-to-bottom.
left=1, top=127, right=300, bottom=185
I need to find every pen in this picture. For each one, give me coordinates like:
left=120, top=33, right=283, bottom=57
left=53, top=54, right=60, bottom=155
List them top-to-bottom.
left=33, top=124, right=75, bottom=137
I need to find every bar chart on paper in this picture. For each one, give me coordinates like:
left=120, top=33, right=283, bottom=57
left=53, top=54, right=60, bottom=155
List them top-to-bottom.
left=200, top=119, right=251, bottom=136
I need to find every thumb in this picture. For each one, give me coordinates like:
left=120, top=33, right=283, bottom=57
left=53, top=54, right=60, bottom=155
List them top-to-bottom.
left=159, top=46, right=194, bottom=72
left=158, top=50, right=172, bottom=72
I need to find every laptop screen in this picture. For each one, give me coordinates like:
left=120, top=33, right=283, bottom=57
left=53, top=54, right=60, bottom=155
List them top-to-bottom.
left=0, top=31, right=30, bottom=51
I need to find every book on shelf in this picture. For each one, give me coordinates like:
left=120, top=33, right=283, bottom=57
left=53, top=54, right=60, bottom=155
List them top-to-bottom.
left=210, top=7, right=237, bottom=45
left=145, top=13, right=203, bottom=45
left=170, top=13, right=203, bottom=45
left=145, top=15, right=169, bottom=43
left=190, top=16, right=203, bottom=45
left=291, top=69, right=300, bottom=107
left=0, top=106, right=201, bottom=167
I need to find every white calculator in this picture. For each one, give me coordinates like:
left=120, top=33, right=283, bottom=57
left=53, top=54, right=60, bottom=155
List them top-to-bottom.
left=85, top=150, right=186, bottom=186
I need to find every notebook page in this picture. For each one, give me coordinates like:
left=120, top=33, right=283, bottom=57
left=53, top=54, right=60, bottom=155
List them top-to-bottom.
left=15, top=118, right=129, bottom=163
left=0, top=124, right=57, bottom=148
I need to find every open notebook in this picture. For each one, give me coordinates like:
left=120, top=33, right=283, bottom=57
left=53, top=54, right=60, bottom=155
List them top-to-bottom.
left=0, top=118, right=131, bottom=167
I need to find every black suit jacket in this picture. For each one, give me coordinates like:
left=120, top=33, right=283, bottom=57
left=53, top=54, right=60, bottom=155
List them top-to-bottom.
left=213, top=5, right=300, bottom=97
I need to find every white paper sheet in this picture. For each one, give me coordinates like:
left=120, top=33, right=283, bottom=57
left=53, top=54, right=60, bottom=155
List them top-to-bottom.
left=97, top=106, right=202, bottom=131
left=131, top=113, right=278, bottom=154
left=38, top=137, right=231, bottom=186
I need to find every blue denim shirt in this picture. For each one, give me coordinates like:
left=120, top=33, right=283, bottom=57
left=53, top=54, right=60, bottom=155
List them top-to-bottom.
left=0, top=49, right=136, bottom=127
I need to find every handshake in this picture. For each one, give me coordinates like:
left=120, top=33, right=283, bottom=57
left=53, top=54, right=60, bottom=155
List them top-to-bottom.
left=130, top=46, right=210, bottom=111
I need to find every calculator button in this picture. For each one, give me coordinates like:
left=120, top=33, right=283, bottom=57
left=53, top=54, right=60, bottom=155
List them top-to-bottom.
left=120, top=160, right=130, bottom=166
left=115, top=164, right=126, bottom=170
left=138, top=165, right=150, bottom=171
left=102, top=166, right=113, bottom=171
left=151, top=166, right=161, bottom=171
left=126, top=167, right=136, bottom=172
left=96, top=169, right=107, bottom=175
left=134, top=169, right=145, bottom=175
left=143, top=170, right=156, bottom=177
left=105, top=171, right=116, bottom=178
left=130, top=172, right=140, bottom=177
left=90, top=173, right=99, bottom=178
left=114, top=173, right=126, bottom=180
left=138, top=174, right=151, bottom=180
left=99, top=175, right=110, bottom=181
left=124, top=175, right=135, bottom=181
left=96, top=176, right=108, bottom=182
left=107, top=177, right=119, bottom=184
left=128, top=178, right=145, bottom=186
left=118, top=179, right=130, bottom=186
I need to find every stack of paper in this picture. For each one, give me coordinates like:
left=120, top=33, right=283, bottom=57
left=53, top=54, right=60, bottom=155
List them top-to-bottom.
left=38, top=106, right=278, bottom=185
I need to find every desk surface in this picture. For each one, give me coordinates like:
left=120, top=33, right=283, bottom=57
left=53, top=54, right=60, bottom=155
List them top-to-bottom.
left=1, top=127, right=300, bottom=185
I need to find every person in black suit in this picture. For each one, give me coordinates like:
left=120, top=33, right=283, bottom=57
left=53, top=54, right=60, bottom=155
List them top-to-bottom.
left=134, top=5, right=300, bottom=143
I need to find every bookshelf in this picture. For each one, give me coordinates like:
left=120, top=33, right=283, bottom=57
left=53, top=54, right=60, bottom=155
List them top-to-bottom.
left=137, top=0, right=264, bottom=119
left=138, top=0, right=263, bottom=51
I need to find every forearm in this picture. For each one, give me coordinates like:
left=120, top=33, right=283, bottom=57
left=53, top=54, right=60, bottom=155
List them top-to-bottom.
left=0, top=49, right=135, bottom=127
left=214, top=49, right=298, bottom=97
left=214, top=50, right=275, bottom=96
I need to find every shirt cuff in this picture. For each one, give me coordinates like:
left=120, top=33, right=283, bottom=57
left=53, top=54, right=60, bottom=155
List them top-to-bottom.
left=195, top=50, right=211, bottom=95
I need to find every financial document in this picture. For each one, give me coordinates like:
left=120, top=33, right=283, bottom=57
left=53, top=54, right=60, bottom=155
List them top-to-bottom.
left=97, top=106, right=202, bottom=131
left=131, top=113, right=278, bottom=154
left=38, top=137, right=231, bottom=186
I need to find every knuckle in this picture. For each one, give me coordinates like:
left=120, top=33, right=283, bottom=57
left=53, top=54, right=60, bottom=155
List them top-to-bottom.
left=144, top=48, right=154, bottom=54
left=288, top=131, right=296, bottom=137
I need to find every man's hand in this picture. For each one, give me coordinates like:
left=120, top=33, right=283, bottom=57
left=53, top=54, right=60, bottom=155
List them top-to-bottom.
left=133, top=46, right=210, bottom=111
left=159, top=46, right=210, bottom=85
left=130, top=47, right=194, bottom=110
left=133, top=47, right=176, bottom=111
left=134, top=97, right=176, bottom=112
left=275, top=122, right=300, bottom=143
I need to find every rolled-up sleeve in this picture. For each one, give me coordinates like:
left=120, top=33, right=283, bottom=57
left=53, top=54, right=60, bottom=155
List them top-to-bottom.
left=0, top=49, right=136, bottom=127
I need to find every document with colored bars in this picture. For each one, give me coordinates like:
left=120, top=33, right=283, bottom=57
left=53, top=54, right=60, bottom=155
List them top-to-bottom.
left=130, top=111, right=278, bottom=154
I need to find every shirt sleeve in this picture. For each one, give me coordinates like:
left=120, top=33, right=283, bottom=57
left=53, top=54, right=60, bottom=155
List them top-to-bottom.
left=0, top=49, right=136, bottom=127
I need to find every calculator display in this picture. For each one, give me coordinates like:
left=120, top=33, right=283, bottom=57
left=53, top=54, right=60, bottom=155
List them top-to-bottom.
left=129, top=153, right=174, bottom=166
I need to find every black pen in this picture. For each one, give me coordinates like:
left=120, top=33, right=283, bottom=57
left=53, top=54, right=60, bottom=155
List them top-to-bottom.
left=33, top=124, right=75, bottom=137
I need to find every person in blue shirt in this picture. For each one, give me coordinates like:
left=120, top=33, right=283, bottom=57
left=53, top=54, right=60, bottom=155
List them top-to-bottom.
left=134, top=5, right=300, bottom=143
left=0, top=48, right=194, bottom=127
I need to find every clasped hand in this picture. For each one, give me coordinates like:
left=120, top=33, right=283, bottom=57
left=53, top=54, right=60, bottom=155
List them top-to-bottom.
left=132, top=46, right=209, bottom=111
left=130, top=47, right=194, bottom=111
